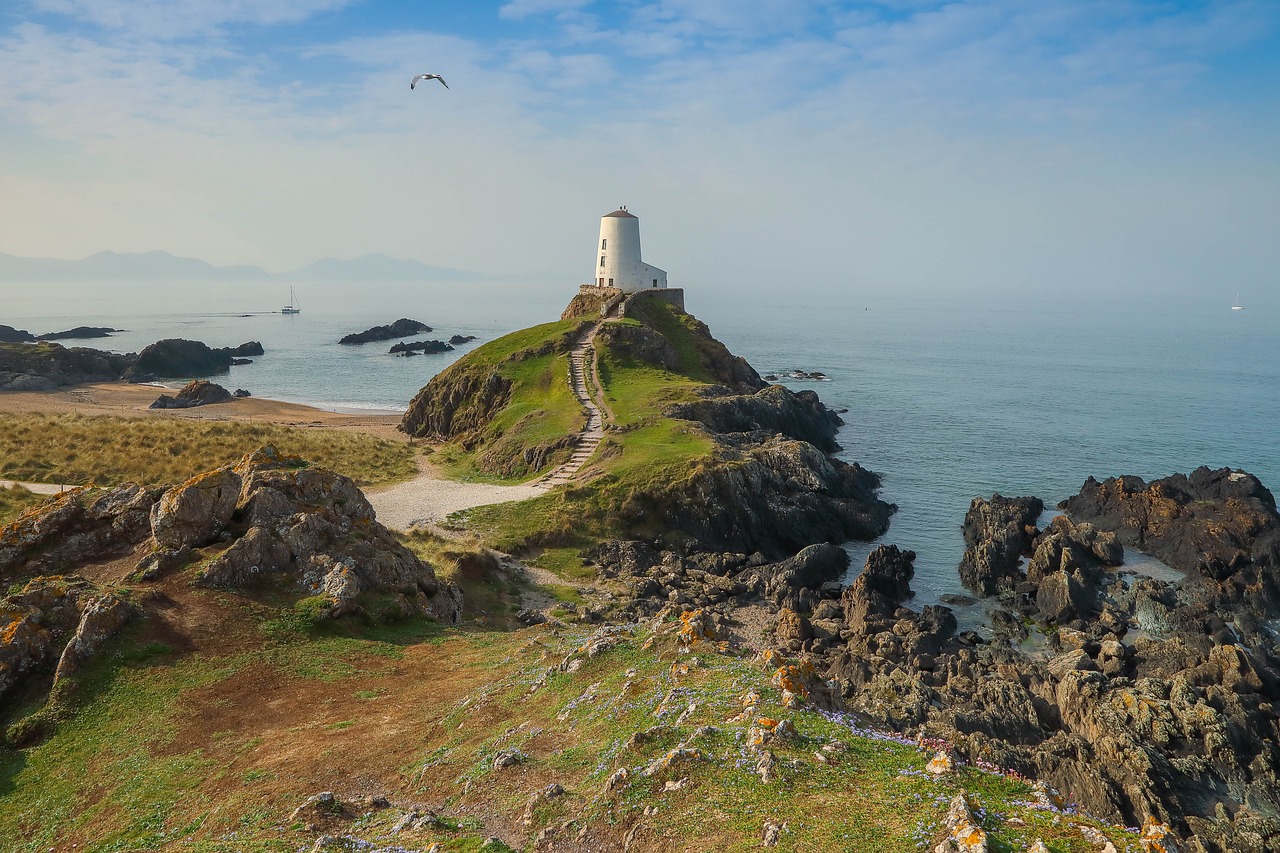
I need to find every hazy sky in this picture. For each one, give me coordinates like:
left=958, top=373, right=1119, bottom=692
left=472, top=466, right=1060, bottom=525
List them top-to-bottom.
left=2, top=0, right=1277, bottom=300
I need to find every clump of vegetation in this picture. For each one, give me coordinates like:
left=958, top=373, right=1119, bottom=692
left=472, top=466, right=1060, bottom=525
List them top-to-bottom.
left=0, top=412, right=416, bottom=487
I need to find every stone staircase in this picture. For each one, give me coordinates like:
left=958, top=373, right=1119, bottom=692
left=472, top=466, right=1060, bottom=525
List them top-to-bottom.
left=536, top=321, right=608, bottom=487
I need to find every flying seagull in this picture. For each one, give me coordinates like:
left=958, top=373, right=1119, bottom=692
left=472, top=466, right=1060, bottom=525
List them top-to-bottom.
left=411, top=73, right=448, bottom=90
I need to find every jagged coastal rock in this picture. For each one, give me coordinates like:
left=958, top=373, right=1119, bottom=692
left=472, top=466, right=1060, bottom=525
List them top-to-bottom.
left=340, top=319, right=432, bottom=345
left=124, top=338, right=262, bottom=381
left=389, top=340, right=453, bottom=356
left=0, top=341, right=134, bottom=390
left=149, top=379, right=235, bottom=409
left=776, top=470, right=1280, bottom=853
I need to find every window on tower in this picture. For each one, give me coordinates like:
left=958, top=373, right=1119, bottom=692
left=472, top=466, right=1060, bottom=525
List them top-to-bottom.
left=601, top=239, right=607, bottom=250
left=600, top=256, right=605, bottom=267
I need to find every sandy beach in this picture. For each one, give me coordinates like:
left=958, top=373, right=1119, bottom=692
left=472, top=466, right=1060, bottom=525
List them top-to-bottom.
left=0, top=381, right=547, bottom=529
left=0, top=381, right=406, bottom=441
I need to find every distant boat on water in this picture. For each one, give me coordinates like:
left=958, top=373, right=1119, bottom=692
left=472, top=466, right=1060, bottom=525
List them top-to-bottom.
left=282, top=287, right=301, bottom=314
left=1232, top=293, right=1244, bottom=311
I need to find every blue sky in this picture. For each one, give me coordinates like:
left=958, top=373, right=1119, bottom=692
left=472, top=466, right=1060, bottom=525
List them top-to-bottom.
left=1, top=0, right=1277, bottom=299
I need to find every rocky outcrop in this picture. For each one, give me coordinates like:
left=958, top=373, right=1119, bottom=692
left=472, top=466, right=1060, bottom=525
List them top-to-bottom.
left=562, top=286, right=625, bottom=320
left=339, top=319, right=431, bottom=345
left=595, top=323, right=681, bottom=372
left=0, top=325, right=35, bottom=343
left=35, top=326, right=121, bottom=340
left=449, top=335, right=477, bottom=345
left=124, top=338, right=233, bottom=381
left=389, top=340, right=453, bottom=355
left=0, top=341, right=134, bottom=390
left=220, top=341, right=263, bottom=357
left=400, top=363, right=513, bottom=442
left=149, top=379, right=234, bottom=409
left=667, top=385, right=843, bottom=452
left=627, top=437, right=892, bottom=559
left=138, top=447, right=462, bottom=624
left=1060, top=467, right=1278, bottom=582
left=798, top=471, right=1280, bottom=853
left=0, top=483, right=162, bottom=579
left=957, top=495, right=1044, bottom=595
left=741, top=544, right=849, bottom=610
left=0, top=576, right=133, bottom=704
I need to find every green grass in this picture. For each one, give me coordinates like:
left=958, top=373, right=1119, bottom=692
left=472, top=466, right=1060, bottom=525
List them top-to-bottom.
left=0, top=413, right=416, bottom=488
left=0, top=599, right=1142, bottom=852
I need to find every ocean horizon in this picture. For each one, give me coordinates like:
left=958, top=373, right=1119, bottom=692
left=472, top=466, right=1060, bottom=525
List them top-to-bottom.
left=5, top=281, right=1276, bottom=608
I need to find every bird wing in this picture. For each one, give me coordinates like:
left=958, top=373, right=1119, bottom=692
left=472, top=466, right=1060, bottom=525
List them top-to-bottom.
left=437, top=76, right=448, bottom=89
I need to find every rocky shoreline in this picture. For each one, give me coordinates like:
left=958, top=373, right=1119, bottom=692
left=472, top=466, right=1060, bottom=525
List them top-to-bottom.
left=581, top=467, right=1280, bottom=852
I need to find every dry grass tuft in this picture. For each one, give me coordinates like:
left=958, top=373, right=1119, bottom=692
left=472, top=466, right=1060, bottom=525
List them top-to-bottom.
left=0, top=413, right=416, bottom=488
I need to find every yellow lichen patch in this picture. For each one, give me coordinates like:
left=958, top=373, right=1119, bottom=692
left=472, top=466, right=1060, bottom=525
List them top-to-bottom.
left=677, top=608, right=719, bottom=648
left=770, top=660, right=816, bottom=698
left=756, top=717, right=778, bottom=729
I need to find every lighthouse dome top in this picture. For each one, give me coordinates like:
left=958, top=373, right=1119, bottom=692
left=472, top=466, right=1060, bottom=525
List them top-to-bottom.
left=604, top=207, right=637, bottom=218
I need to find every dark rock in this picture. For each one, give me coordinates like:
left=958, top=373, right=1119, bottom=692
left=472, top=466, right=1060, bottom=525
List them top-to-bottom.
left=340, top=319, right=431, bottom=345
left=0, top=325, right=35, bottom=343
left=35, top=326, right=121, bottom=340
left=449, top=335, right=477, bottom=345
left=125, top=338, right=232, bottom=381
left=389, top=340, right=453, bottom=355
left=0, top=341, right=133, bottom=388
left=220, top=341, right=263, bottom=357
left=229, top=358, right=252, bottom=366
left=148, top=379, right=234, bottom=409
left=666, top=385, right=843, bottom=452
left=634, top=437, right=893, bottom=559
left=1061, top=468, right=1277, bottom=581
left=958, top=494, right=1044, bottom=596
left=587, top=540, right=661, bottom=578
left=743, top=543, right=849, bottom=608
left=841, top=544, right=916, bottom=632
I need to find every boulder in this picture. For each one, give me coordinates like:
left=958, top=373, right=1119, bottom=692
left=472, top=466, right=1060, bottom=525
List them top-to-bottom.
left=449, top=334, right=477, bottom=345
left=0, top=341, right=133, bottom=387
left=219, top=341, right=263, bottom=357
left=149, top=379, right=234, bottom=409
left=189, top=447, right=462, bottom=625
left=150, top=467, right=241, bottom=548
left=958, top=494, right=1044, bottom=596
left=744, top=543, right=849, bottom=609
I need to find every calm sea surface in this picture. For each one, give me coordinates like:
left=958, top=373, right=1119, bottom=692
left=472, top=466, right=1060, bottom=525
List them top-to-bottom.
left=6, top=282, right=1277, bottom=605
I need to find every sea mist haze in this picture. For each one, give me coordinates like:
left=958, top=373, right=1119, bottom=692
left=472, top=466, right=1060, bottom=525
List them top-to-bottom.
left=6, top=281, right=1275, bottom=606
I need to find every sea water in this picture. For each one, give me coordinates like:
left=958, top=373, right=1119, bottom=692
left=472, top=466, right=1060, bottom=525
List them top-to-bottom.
left=5, top=282, right=1277, bottom=604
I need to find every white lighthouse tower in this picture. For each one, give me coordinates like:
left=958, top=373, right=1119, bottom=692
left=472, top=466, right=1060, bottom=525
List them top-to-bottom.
left=593, top=206, right=667, bottom=293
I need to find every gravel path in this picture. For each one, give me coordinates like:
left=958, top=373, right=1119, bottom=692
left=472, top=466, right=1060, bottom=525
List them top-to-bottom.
left=366, top=478, right=548, bottom=531
left=0, top=479, right=73, bottom=495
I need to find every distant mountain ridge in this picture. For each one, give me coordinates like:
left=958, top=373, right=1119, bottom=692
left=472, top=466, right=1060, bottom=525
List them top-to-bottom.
left=0, top=250, right=484, bottom=282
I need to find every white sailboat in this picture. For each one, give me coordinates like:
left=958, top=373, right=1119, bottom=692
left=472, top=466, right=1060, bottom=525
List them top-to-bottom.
left=282, top=287, right=301, bottom=314
left=1232, top=292, right=1243, bottom=311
